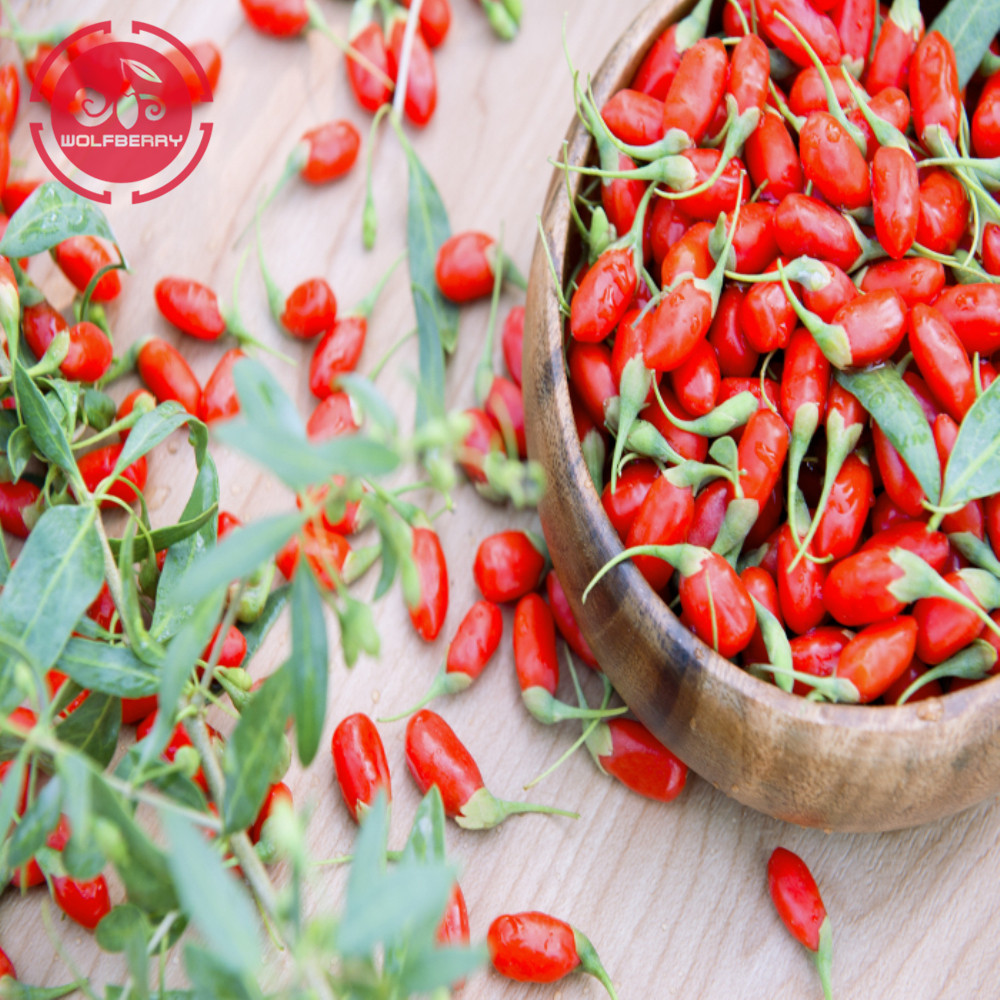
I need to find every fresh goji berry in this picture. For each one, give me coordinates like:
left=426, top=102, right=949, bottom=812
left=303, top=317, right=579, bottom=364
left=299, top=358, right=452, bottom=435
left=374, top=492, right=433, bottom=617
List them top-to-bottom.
left=240, top=0, right=308, bottom=37
left=387, top=15, right=437, bottom=127
left=346, top=22, right=392, bottom=112
left=909, top=31, right=961, bottom=145
left=661, top=37, right=728, bottom=144
left=0, top=63, right=19, bottom=133
left=298, top=120, right=361, bottom=183
left=435, top=231, right=500, bottom=303
left=52, top=236, right=121, bottom=301
left=155, top=277, right=227, bottom=340
left=281, top=278, right=337, bottom=339
left=137, top=338, right=202, bottom=414
left=200, top=348, right=244, bottom=424
left=76, top=445, right=148, bottom=509
left=0, top=480, right=42, bottom=538
left=408, top=526, right=448, bottom=642
left=473, top=530, right=546, bottom=603
left=405, top=709, right=575, bottom=828
left=331, top=713, right=391, bottom=822
left=767, top=847, right=833, bottom=1000
left=51, top=873, right=111, bottom=930
left=488, top=911, right=617, bottom=997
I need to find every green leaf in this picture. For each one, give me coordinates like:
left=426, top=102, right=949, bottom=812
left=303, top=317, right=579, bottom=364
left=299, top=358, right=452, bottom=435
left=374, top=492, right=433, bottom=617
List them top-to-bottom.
left=931, top=0, right=1000, bottom=87
left=400, top=134, right=455, bottom=423
left=0, top=181, right=119, bottom=258
left=231, top=359, right=304, bottom=438
left=14, top=363, right=78, bottom=473
left=836, top=367, right=941, bottom=505
left=338, top=373, right=398, bottom=435
left=941, top=377, right=1000, bottom=509
left=82, top=387, right=117, bottom=431
left=114, top=402, right=192, bottom=477
left=214, top=421, right=399, bottom=492
left=7, top=425, right=34, bottom=480
left=150, top=457, right=220, bottom=641
left=107, top=502, right=219, bottom=563
left=0, top=504, right=103, bottom=677
left=177, top=511, right=301, bottom=606
left=288, top=568, right=328, bottom=766
left=237, top=585, right=289, bottom=663
left=137, top=595, right=220, bottom=769
left=56, top=637, right=158, bottom=697
left=222, top=666, right=292, bottom=833
left=54, top=690, right=121, bottom=767
left=0, top=751, right=28, bottom=857
left=56, top=753, right=104, bottom=881
left=91, top=770, right=178, bottom=914
left=6, top=777, right=61, bottom=870
left=400, top=786, right=448, bottom=866
left=161, top=810, right=260, bottom=974
left=339, top=858, right=456, bottom=958
left=94, top=903, right=153, bottom=1000
left=96, top=904, right=152, bottom=953
left=184, top=945, right=263, bottom=1000
left=397, top=945, right=488, bottom=995
left=106, top=992, right=193, bottom=1000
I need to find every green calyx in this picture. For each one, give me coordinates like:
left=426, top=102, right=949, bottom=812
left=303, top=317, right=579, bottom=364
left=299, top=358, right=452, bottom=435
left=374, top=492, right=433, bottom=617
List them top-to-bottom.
left=776, top=262, right=852, bottom=368
left=895, top=640, right=997, bottom=705
left=377, top=665, right=472, bottom=723
left=520, top=685, right=628, bottom=726
left=456, top=785, right=579, bottom=830
left=814, top=916, right=834, bottom=1000
left=573, top=927, right=620, bottom=1000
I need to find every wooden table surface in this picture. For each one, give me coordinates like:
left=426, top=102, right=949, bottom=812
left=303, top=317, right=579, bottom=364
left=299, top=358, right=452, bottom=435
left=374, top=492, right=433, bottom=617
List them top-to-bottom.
left=4, top=1, right=1000, bottom=997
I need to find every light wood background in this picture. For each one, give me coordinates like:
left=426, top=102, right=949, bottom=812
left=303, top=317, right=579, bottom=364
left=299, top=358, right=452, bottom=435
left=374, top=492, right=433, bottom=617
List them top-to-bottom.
left=4, top=1, right=1000, bottom=997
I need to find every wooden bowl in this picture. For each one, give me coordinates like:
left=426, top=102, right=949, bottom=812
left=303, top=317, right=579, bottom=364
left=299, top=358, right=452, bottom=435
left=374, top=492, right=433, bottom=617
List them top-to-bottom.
left=522, top=0, right=1000, bottom=832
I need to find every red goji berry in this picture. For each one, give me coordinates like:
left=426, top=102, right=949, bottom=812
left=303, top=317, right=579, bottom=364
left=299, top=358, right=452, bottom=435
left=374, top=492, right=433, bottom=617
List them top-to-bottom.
left=240, top=0, right=308, bottom=37
left=400, top=0, right=451, bottom=48
left=387, top=15, right=437, bottom=127
left=346, top=22, right=392, bottom=112
left=909, top=31, right=962, bottom=145
left=661, top=37, right=728, bottom=144
left=165, top=40, right=221, bottom=103
left=0, top=63, right=19, bottom=133
left=601, top=88, right=666, bottom=146
left=798, top=111, right=871, bottom=210
left=298, top=120, right=360, bottom=183
left=435, top=231, right=500, bottom=303
left=53, top=236, right=121, bottom=301
left=859, top=257, right=945, bottom=307
left=155, top=277, right=227, bottom=340
left=281, top=278, right=337, bottom=339
left=137, top=338, right=202, bottom=414
left=200, top=348, right=244, bottom=424
left=76, top=445, right=148, bottom=509
left=0, top=480, right=42, bottom=538
left=408, top=526, right=448, bottom=642
left=473, top=530, right=546, bottom=603
left=405, top=709, right=575, bottom=828
left=331, top=713, right=391, bottom=823
left=249, top=781, right=292, bottom=847
left=767, top=847, right=833, bottom=1000
left=51, top=873, right=111, bottom=930
left=487, top=911, right=617, bottom=998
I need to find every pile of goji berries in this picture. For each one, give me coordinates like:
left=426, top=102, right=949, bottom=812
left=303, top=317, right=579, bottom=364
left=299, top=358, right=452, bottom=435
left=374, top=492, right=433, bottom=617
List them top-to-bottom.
left=565, top=0, right=1000, bottom=707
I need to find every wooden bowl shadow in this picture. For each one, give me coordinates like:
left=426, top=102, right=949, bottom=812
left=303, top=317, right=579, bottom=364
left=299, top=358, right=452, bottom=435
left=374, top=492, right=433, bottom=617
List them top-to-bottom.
left=522, top=0, right=1000, bottom=832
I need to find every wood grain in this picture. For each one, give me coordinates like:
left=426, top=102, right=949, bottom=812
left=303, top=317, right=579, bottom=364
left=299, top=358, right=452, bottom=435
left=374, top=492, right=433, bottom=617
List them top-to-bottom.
left=3, top=2, right=1000, bottom=998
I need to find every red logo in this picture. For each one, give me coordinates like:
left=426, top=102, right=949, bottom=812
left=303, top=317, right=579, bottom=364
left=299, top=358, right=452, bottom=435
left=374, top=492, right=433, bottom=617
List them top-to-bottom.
left=30, top=21, right=213, bottom=203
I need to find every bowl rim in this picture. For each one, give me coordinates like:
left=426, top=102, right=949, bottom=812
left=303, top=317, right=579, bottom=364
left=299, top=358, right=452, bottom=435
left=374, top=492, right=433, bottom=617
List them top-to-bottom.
left=528, top=0, right=1000, bottom=739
